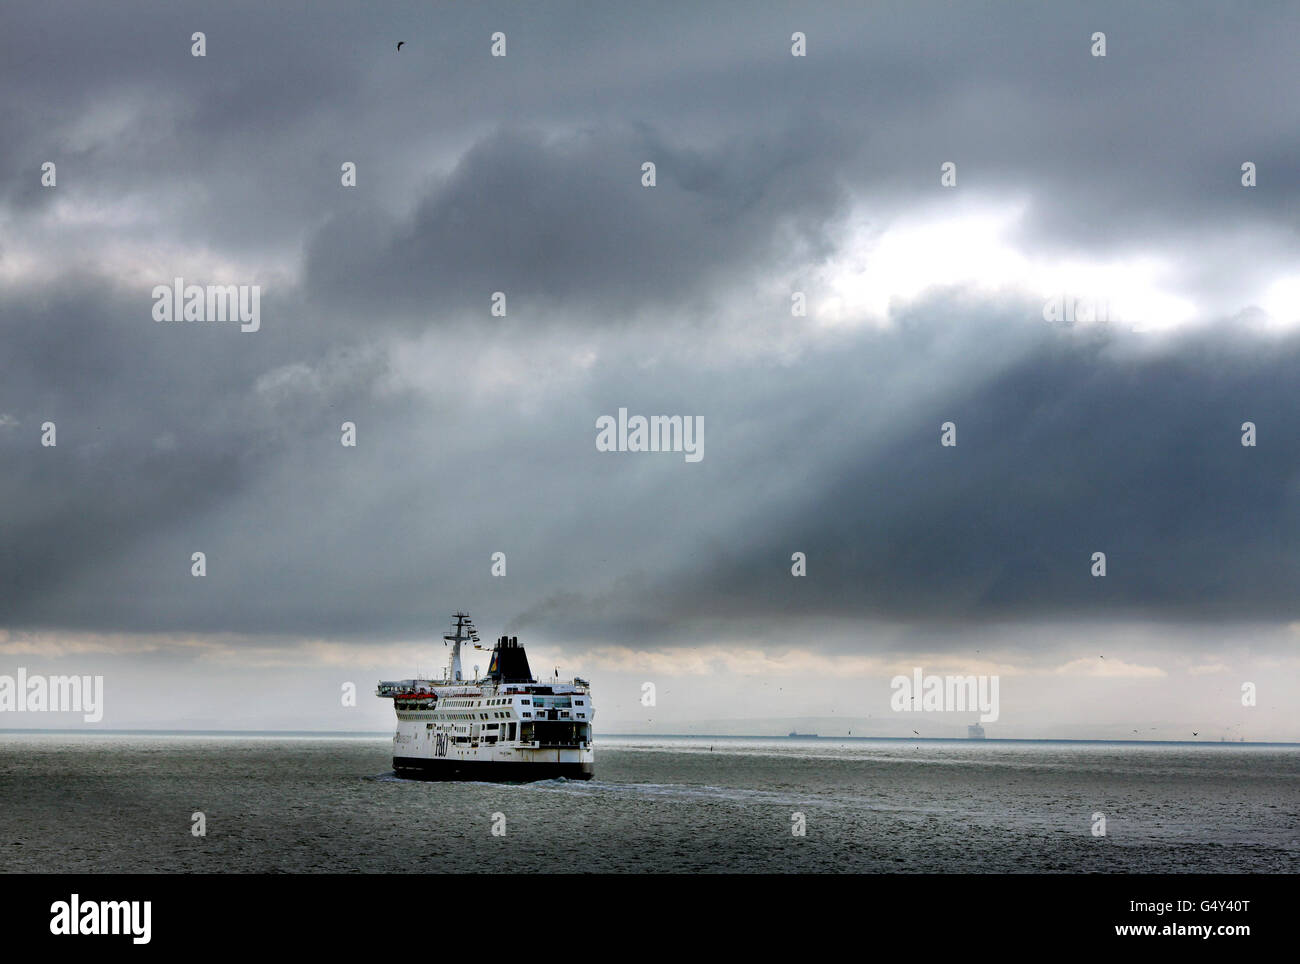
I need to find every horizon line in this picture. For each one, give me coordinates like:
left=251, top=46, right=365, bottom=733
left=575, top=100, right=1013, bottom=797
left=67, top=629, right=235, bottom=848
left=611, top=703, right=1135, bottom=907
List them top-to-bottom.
left=0, top=727, right=1295, bottom=746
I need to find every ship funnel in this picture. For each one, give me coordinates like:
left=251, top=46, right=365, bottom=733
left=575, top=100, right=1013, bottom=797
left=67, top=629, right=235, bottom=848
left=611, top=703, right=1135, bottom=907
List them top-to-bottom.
left=487, top=633, right=534, bottom=682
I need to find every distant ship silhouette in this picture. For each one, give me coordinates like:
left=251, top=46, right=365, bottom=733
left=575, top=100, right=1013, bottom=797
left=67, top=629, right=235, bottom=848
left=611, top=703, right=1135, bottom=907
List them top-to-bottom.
left=788, top=731, right=818, bottom=738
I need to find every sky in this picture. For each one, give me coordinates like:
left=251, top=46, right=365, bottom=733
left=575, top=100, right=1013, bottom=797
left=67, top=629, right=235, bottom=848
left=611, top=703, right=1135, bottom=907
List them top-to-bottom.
left=2, top=1, right=1299, bottom=739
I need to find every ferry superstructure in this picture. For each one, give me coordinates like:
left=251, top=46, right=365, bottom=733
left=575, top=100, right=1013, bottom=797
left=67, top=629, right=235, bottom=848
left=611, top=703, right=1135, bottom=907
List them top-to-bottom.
left=376, top=612, right=594, bottom=780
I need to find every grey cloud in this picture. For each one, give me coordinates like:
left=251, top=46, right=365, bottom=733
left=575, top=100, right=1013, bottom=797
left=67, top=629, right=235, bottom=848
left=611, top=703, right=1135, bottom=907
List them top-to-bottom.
left=2, top=0, right=1300, bottom=664
left=303, top=118, right=856, bottom=325
left=514, top=305, right=1300, bottom=648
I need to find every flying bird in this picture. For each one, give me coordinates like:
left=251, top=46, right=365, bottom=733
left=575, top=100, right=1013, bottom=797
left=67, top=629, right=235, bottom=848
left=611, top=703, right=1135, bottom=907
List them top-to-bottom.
left=396, top=41, right=405, bottom=51
left=912, top=730, right=919, bottom=736
left=1193, top=731, right=1199, bottom=736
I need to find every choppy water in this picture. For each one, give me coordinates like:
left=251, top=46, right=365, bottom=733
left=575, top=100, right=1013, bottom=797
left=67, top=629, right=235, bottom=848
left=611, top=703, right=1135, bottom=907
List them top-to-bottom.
left=1, top=733, right=1296, bottom=872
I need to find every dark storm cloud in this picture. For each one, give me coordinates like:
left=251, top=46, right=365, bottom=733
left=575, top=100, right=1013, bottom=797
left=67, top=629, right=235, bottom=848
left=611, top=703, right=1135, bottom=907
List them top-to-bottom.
left=2, top=0, right=1299, bottom=653
left=5, top=1, right=1298, bottom=282
left=303, top=119, right=856, bottom=324
left=0, top=278, right=392, bottom=630
left=6, top=284, right=1299, bottom=644
left=524, top=304, right=1300, bottom=648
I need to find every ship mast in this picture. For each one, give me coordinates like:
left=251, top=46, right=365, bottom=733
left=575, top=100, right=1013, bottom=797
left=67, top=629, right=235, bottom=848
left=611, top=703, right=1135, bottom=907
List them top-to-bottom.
left=442, top=611, right=479, bottom=682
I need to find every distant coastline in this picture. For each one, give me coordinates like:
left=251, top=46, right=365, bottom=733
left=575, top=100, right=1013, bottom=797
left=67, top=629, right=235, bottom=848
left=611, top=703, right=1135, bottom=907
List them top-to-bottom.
left=0, top=728, right=1296, bottom=746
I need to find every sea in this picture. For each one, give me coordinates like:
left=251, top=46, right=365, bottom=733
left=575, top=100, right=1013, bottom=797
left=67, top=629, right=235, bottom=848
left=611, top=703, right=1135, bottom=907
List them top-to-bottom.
left=1, top=733, right=1296, bottom=873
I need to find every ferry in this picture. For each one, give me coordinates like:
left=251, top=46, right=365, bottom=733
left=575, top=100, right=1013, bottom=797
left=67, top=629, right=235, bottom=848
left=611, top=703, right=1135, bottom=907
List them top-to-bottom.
left=377, top=612, right=594, bottom=780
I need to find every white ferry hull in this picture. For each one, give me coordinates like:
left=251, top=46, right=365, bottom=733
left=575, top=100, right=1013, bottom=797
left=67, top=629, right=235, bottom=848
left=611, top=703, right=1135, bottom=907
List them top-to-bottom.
left=392, top=720, right=594, bottom=781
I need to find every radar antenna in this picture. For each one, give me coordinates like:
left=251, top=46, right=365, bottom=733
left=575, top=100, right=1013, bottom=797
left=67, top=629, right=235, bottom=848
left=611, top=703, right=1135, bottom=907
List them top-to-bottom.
left=442, top=611, right=478, bottom=682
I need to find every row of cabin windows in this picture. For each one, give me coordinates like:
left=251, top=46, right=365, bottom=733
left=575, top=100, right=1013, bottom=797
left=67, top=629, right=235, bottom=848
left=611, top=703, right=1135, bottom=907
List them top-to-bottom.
left=417, top=697, right=586, bottom=717
left=433, top=697, right=590, bottom=709
left=436, top=697, right=586, bottom=708
left=443, top=698, right=534, bottom=707
left=416, top=710, right=579, bottom=720
left=420, top=713, right=496, bottom=720
left=417, top=722, right=590, bottom=746
left=424, top=722, right=519, bottom=740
